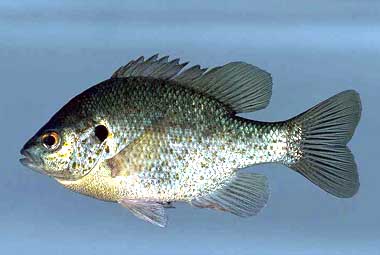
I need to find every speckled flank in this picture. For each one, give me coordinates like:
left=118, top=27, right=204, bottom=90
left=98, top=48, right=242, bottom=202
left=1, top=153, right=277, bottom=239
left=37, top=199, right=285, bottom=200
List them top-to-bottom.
left=58, top=111, right=295, bottom=202
left=117, top=119, right=291, bottom=202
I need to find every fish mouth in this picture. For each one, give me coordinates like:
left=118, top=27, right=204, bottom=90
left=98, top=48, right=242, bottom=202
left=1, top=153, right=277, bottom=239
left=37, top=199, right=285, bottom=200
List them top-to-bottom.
left=19, top=148, right=73, bottom=179
left=19, top=149, right=45, bottom=175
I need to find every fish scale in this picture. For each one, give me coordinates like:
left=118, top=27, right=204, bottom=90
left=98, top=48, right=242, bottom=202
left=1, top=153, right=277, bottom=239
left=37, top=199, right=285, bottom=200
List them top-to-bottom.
left=61, top=95, right=289, bottom=202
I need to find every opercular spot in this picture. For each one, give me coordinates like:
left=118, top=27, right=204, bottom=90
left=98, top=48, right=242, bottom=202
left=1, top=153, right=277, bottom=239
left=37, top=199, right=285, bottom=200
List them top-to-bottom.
left=95, top=125, right=108, bottom=142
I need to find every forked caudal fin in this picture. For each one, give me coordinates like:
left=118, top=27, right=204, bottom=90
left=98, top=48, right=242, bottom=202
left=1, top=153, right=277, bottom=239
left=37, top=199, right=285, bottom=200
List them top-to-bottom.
left=288, top=90, right=362, bottom=198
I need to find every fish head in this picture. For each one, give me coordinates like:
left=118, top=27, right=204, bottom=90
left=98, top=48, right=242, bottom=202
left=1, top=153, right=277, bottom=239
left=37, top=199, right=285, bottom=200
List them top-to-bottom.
left=20, top=115, right=111, bottom=180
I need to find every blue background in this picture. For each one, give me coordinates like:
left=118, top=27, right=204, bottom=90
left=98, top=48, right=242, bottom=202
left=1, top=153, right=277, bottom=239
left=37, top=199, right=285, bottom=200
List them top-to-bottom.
left=1, top=1, right=379, bottom=254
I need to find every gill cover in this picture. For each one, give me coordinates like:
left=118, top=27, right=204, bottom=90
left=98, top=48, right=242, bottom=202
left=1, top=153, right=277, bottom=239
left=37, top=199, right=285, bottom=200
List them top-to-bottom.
left=28, top=124, right=109, bottom=180
left=66, top=125, right=109, bottom=179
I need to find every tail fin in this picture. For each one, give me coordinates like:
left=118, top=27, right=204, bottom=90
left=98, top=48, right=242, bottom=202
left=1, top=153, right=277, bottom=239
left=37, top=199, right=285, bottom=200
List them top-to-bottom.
left=289, top=90, right=361, bottom=198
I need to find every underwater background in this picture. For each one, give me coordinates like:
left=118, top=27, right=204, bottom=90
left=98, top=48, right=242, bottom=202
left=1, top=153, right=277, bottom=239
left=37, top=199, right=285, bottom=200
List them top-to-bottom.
left=0, top=0, right=379, bottom=254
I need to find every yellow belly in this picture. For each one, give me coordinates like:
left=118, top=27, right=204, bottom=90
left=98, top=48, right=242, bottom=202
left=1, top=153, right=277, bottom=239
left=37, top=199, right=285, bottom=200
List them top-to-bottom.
left=55, top=162, right=128, bottom=202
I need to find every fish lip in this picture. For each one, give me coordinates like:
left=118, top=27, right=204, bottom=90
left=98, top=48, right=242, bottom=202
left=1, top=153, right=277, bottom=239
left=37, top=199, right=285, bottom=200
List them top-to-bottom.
left=20, top=147, right=32, bottom=158
left=19, top=148, right=44, bottom=174
left=19, top=149, right=72, bottom=179
left=19, top=157, right=45, bottom=175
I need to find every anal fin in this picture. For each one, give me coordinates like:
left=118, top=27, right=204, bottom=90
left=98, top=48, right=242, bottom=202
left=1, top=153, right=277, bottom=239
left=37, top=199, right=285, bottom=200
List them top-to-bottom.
left=191, top=173, right=269, bottom=217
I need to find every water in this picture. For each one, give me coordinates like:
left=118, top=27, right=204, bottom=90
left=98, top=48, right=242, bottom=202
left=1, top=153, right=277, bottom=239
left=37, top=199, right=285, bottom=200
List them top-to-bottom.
left=1, top=1, right=379, bottom=254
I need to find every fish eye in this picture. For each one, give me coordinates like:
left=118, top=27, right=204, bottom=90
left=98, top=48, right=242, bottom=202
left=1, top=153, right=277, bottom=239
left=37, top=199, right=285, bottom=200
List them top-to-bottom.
left=95, top=125, right=108, bottom=142
left=41, top=131, right=61, bottom=150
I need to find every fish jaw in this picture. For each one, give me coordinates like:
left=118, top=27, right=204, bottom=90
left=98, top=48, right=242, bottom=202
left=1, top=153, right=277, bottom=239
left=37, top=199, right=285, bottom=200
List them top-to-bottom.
left=19, top=147, right=45, bottom=175
left=19, top=147, right=74, bottom=179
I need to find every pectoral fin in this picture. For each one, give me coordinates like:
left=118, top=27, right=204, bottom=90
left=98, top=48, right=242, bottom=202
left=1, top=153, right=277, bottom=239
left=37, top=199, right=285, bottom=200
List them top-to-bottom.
left=119, top=199, right=167, bottom=227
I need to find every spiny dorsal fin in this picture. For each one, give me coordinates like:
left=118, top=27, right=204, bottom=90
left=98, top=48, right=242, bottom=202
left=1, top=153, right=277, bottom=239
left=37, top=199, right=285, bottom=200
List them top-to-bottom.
left=111, top=54, right=189, bottom=80
left=112, top=54, right=273, bottom=113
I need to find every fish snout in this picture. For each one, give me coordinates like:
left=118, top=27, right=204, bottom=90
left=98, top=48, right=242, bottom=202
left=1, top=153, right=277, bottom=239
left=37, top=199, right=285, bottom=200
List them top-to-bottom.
left=19, top=145, right=44, bottom=174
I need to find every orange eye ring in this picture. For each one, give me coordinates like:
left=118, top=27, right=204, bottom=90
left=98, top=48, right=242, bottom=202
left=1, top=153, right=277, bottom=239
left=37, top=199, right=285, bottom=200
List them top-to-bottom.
left=41, top=131, right=61, bottom=150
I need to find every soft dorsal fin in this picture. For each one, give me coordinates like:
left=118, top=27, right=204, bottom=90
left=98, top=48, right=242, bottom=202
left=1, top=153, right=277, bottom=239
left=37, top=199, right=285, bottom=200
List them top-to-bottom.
left=111, top=54, right=273, bottom=113
left=183, top=62, right=272, bottom=113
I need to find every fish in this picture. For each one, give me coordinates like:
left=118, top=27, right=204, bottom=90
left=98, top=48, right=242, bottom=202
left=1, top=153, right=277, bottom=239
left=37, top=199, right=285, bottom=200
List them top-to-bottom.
left=20, top=54, right=362, bottom=227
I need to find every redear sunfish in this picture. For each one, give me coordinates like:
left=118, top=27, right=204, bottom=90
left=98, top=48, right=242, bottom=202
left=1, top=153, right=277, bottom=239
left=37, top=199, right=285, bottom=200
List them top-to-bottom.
left=20, top=54, right=361, bottom=227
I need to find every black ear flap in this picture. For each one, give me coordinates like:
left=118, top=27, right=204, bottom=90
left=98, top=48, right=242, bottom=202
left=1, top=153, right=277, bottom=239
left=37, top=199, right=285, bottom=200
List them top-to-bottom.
left=94, top=125, right=108, bottom=142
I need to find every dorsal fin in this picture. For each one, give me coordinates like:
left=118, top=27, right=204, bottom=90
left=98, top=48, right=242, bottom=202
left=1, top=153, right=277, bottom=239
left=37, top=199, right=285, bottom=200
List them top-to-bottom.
left=111, top=54, right=273, bottom=113
left=111, top=54, right=189, bottom=80
left=182, top=62, right=272, bottom=113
